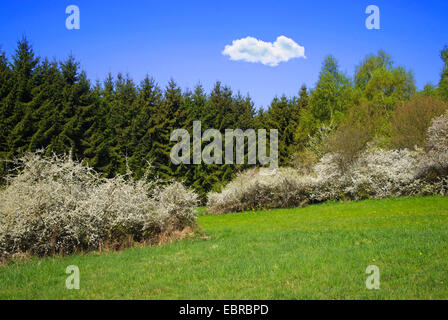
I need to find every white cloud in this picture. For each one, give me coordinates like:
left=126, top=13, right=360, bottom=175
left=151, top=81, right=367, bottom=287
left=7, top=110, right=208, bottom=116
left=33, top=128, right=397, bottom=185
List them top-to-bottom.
left=222, top=36, right=306, bottom=67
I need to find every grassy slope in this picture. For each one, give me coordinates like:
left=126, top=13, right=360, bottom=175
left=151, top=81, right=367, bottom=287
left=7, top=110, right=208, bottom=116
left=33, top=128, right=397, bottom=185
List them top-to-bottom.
left=1, top=196, right=447, bottom=299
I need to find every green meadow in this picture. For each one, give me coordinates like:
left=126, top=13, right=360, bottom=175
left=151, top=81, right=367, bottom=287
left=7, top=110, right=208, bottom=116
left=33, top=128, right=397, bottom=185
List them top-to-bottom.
left=1, top=196, right=447, bottom=300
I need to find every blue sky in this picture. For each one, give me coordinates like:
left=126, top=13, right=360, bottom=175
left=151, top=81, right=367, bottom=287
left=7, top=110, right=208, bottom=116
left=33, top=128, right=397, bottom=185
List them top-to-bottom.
left=1, top=0, right=447, bottom=108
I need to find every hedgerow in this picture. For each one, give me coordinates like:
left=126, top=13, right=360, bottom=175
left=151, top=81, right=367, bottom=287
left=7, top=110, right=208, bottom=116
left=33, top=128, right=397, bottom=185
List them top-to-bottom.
left=207, top=112, right=448, bottom=214
left=0, top=152, right=198, bottom=257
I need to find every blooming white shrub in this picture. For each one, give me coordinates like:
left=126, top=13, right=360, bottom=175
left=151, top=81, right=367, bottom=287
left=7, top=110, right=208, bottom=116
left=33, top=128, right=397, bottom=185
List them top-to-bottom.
left=426, top=111, right=448, bottom=173
left=208, top=113, right=448, bottom=214
left=338, top=148, right=423, bottom=199
left=0, top=152, right=198, bottom=257
left=207, top=168, right=317, bottom=214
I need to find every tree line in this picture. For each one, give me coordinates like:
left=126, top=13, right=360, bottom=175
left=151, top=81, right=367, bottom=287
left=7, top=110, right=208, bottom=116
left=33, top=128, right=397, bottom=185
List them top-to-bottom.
left=1, top=38, right=447, bottom=200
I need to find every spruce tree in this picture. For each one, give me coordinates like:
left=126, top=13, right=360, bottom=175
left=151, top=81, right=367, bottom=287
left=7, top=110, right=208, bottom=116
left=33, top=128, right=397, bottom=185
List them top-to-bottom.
left=7, top=38, right=40, bottom=155
left=439, top=46, right=448, bottom=99
left=0, top=49, right=12, bottom=154
left=0, top=49, right=13, bottom=180
left=50, top=56, right=96, bottom=157
left=28, top=59, right=64, bottom=151
left=101, top=73, right=137, bottom=174
left=128, top=76, right=162, bottom=178
left=82, top=77, right=119, bottom=176
left=151, top=79, right=189, bottom=181
left=292, top=85, right=310, bottom=152
left=266, top=95, right=295, bottom=165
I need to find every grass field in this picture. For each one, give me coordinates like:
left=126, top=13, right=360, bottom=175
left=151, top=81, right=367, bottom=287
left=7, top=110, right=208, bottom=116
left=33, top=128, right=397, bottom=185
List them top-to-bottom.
left=1, top=196, right=447, bottom=299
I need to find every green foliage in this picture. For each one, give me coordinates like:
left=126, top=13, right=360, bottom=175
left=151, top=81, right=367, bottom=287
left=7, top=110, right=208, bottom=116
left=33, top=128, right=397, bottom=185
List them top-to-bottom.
left=0, top=38, right=447, bottom=202
left=310, top=50, right=418, bottom=171
left=355, top=50, right=416, bottom=112
left=293, top=56, right=353, bottom=161
left=309, top=56, right=353, bottom=124
left=421, top=83, right=437, bottom=97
